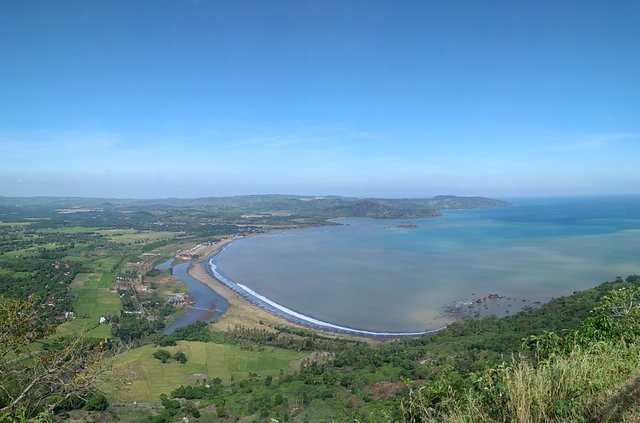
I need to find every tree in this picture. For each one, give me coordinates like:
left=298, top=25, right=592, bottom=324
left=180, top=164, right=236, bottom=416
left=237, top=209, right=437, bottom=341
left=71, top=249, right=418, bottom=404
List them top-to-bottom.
left=578, top=285, right=640, bottom=343
left=0, top=296, right=114, bottom=418
left=153, top=349, right=171, bottom=363
left=173, top=351, right=187, bottom=364
left=84, top=393, right=109, bottom=411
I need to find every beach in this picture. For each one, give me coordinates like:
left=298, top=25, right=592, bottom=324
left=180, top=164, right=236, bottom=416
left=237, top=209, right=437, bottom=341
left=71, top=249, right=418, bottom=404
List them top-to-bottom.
left=186, top=235, right=445, bottom=339
left=188, top=236, right=421, bottom=340
left=187, top=237, right=341, bottom=336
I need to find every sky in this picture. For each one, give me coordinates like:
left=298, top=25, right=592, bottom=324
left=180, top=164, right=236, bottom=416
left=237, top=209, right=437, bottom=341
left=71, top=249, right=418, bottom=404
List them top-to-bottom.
left=0, top=0, right=639, bottom=199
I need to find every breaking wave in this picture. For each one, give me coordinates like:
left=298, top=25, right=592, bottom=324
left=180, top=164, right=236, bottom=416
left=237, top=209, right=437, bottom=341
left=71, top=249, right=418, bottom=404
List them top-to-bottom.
left=208, top=250, right=443, bottom=337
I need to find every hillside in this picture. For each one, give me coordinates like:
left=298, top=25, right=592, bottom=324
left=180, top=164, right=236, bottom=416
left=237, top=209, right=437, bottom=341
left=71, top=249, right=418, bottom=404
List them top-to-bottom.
left=0, top=194, right=509, bottom=224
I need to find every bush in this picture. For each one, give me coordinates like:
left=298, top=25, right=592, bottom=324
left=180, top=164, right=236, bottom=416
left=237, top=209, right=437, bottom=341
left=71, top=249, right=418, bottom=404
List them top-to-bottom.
left=172, top=321, right=212, bottom=342
left=156, top=336, right=177, bottom=346
left=153, top=349, right=171, bottom=363
left=174, top=351, right=187, bottom=364
left=84, top=393, right=109, bottom=411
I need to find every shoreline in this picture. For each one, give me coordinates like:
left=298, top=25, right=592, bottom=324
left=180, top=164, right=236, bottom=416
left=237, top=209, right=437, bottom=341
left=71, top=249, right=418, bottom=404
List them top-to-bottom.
left=187, top=235, right=446, bottom=339
left=187, top=236, right=338, bottom=336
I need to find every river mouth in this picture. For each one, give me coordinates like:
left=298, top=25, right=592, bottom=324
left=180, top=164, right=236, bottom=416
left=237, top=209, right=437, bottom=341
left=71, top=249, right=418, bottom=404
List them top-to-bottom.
left=210, top=197, right=640, bottom=333
left=161, top=261, right=229, bottom=334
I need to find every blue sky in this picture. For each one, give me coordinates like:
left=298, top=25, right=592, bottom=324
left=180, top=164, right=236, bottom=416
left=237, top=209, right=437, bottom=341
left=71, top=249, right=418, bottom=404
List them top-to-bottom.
left=1, top=0, right=639, bottom=198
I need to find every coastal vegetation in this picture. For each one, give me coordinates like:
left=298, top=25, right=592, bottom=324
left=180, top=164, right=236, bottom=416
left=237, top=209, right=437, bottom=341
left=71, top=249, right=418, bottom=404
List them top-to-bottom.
left=0, top=194, right=509, bottom=232
left=2, top=195, right=640, bottom=421
left=99, top=276, right=640, bottom=422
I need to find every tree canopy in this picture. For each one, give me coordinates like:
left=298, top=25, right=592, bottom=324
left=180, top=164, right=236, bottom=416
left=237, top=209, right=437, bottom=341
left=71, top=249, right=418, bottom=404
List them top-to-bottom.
left=0, top=296, right=111, bottom=419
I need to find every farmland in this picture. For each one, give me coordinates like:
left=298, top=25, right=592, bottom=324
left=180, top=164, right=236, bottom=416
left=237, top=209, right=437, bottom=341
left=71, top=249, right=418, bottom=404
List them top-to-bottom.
left=108, top=341, right=308, bottom=402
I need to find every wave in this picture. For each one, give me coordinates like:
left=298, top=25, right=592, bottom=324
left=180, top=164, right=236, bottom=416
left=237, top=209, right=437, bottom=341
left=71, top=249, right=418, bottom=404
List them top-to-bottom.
left=208, top=253, right=444, bottom=337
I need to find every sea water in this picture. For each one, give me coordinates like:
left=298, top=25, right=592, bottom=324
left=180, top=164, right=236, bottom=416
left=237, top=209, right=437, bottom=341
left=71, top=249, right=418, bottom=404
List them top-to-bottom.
left=212, top=196, right=640, bottom=332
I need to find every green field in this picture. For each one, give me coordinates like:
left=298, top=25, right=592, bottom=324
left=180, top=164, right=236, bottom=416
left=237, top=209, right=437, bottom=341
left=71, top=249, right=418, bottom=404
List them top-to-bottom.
left=0, top=222, right=31, bottom=227
left=37, top=226, right=97, bottom=234
left=35, top=227, right=182, bottom=244
left=98, top=229, right=183, bottom=244
left=0, top=248, right=39, bottom=260
left=56, top=263, right=121, bottom=339
left=0, top=268, right=32, bottom=277
left=107, top=341, right=308, bottom=402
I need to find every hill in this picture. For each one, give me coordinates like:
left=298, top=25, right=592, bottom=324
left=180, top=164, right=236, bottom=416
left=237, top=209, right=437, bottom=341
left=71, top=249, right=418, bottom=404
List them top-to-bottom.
left=0, top=194, right=509, bottom=223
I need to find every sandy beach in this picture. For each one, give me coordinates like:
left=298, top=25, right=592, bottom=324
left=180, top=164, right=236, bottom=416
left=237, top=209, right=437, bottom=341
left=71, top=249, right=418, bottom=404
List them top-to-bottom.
left=186, top=236, right=374, bottom=340
left=187, top=238, right=312, bottom=329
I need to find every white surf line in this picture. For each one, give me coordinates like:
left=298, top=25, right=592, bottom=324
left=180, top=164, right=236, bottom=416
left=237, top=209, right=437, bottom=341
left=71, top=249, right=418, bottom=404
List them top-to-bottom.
left=209, top=257, right=444, bottom=337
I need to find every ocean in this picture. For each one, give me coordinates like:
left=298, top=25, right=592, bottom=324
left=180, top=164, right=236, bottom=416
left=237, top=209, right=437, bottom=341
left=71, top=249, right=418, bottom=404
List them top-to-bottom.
left=211, top=196, right=640, bottom=333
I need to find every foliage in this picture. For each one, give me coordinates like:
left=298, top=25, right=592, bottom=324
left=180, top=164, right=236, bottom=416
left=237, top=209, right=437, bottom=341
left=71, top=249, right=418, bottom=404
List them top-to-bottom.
left=145, top=269, right=161, bottom=277
left=389, top=281, right=640, bottom=423
left=589, top=285, right=640, bottom=341
left=0, top=296, right=113, bottom=418
left=111, top=315, right=151, bottom=341
left=170, top=321, right=215, bottom=342
left=228, top=324, right=364, bottom=351
left=154, top=336, right=176, bottom=346
left=445, top=341, right=640, bottom=423
left=152, top=349, right=171, bottom=363
left=173, top=351, right=187, bottom=364
left=170, top=378, right=223, bottom=400
left=83, top=393, right=108, bottom=411
left=148, top=394, right=200, bottom=423
left=0, top=408, right=54, bottom=423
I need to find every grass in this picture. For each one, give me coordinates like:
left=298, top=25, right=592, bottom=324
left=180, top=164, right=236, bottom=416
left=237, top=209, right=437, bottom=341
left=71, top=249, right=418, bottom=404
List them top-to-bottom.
left=0, top=221, right=30, bottom=227
left=37, top=226, right=97, bottom=234
left=33, top=227, right=182, bottom=244
left=97, top=229, right=182, bottom=244
left=53, top=237, right=178, bottom=340
left=0, top=242, right=62, bottom=261
left=0, top=248, right=39, bottom=260
left=86, top=256, right=121, bottom=274
left=0, top=268, right=10, bottom=276
left=56, top=270, right=120, bottom=339
left=107, top=341, right=308, bottom=402
left=427, top=341, right=640, bottom=423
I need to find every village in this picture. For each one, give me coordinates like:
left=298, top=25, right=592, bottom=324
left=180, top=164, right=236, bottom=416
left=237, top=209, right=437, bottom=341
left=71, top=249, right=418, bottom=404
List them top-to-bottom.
left=95, top=243, right=213, bottom=329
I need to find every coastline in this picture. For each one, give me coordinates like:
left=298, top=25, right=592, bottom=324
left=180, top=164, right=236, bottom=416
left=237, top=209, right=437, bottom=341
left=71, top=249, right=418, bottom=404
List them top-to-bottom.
left=187, top=235, right=445, bottom=339
left=187, top=236, right=333, bottom=334
left=188, top=243, right=365, bottom=340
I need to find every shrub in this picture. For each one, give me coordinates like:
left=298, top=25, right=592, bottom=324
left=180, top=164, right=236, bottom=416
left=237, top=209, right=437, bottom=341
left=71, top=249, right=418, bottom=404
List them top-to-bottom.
left=156, top=336, right=177, bottom=346
left=440, top=342, right=640, bottom=422
left=153, top=349, right=171, bottom=363
left=173, top=351, right=187, bottom=364
left=84, top=393, right=109, bottom=411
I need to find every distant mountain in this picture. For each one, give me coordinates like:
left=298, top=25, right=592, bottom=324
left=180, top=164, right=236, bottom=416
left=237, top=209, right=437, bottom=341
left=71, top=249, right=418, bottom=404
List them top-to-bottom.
left=0, top=194, right=510, bottom=221
left=423, top=195, right=512, bottom=209
left=324, top=196, right=509, bottom=219
left=327, top=199, right=441, bottom=219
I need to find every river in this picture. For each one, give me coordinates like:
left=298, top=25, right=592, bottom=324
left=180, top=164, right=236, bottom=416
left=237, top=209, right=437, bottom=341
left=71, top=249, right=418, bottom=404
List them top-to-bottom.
left=159, top=259, right=229, bottom=334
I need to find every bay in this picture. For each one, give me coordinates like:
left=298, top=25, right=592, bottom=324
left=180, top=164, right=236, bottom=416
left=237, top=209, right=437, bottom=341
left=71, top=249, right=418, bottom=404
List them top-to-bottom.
left=212, top=196, right=640, bottom=332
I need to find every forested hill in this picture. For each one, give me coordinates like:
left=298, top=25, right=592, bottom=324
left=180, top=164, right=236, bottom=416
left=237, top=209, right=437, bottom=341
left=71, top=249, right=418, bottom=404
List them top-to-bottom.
left=0, top=194, right=510, bottom=222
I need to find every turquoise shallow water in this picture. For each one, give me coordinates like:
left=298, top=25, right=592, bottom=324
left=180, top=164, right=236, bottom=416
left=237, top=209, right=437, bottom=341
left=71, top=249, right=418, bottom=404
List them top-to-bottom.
left=212, top=196, right=640, bottom=332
